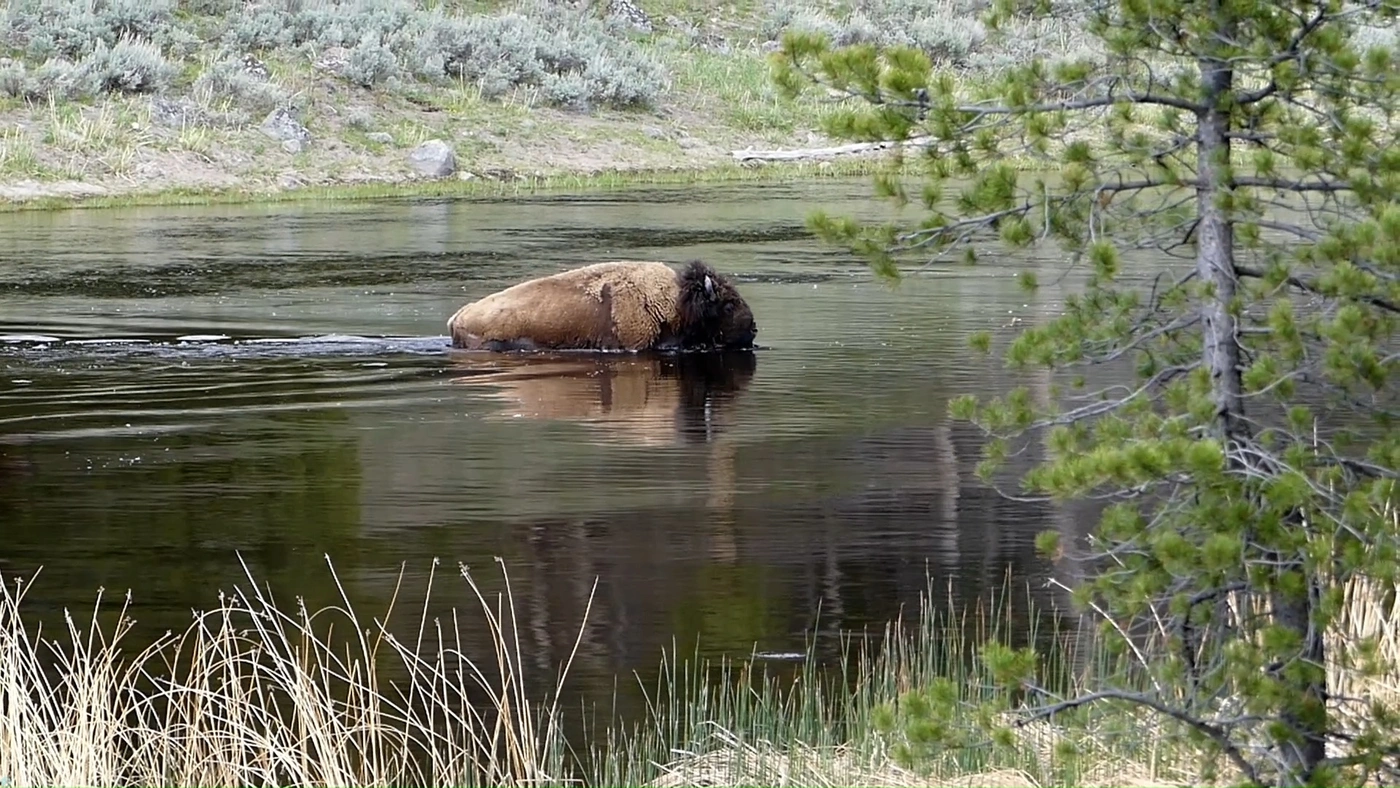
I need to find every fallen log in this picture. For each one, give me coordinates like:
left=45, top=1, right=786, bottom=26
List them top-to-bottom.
left=731, top=135, right=933, bottom=163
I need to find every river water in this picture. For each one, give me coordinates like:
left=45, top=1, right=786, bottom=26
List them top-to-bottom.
left=0, top=178, right=1110, bottom=730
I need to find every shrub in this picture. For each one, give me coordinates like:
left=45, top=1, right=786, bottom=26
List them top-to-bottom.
left=2, top=0, right=196, bottom=62
left=220, top=0, right=665, bottom=109
left=762, top=0, right=1093, bottom=71
left=408, top=2, right=665, bottom=108
left=343, top=33, right=402, bottom=88
left=79, top=36, right=174, bottom=94
left=192, top=56, right=291, bottom=115
left=13, top=57, right=89, bottom=101
left=0, top=60, right=27, bottom=98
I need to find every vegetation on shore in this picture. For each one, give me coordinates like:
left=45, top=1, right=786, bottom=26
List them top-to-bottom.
left=0, top=0, right=1102, bottom=209
left=773, top=0, right=1400, bottom=780
left=2, top=543, right=1397, bottom=787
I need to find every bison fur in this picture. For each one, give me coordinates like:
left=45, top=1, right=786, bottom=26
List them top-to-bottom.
left=446, top=260, right=757, bottom=352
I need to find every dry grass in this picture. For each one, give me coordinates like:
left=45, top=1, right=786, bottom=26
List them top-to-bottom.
left=3, top=526, right=1399, bottom=787
left=0, top=554, right=592, bottom=787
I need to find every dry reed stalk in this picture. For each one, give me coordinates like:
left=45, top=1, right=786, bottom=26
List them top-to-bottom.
left=4, top=523, right=1398, bottom=788
left=0, top=553, right=592, bottom=788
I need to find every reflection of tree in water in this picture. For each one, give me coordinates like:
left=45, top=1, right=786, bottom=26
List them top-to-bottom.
left=356, top=351, right=1101, bottom=747
left=496, top=418, right=1096, bottom=738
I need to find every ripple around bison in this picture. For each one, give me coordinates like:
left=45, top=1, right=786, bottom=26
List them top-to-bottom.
left=0, top=332, right=770, bottom=364
left=0, top=333, right=456, bottom=362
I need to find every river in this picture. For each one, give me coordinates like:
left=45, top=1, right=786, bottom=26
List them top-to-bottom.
left=0, top=178, right=1111, bottom=735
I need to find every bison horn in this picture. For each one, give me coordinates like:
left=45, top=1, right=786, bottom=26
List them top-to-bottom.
left=704, top=275, right=714, bottom=297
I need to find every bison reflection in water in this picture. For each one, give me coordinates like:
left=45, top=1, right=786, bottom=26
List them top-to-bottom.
left=447, top=349, right=757, bottom=447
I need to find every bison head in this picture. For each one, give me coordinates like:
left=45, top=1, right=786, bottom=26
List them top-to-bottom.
left=676, top=260, right=757, bottom=350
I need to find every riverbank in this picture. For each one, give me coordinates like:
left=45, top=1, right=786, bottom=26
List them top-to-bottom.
left=0, top=0, right=1099, bottom=212
left=0, top=42, right=866, bottom=211
left=0, top=156, right=898, bottom=213
left=7, top=553, right=1397, bottom=787
left=0, top=556, right=1204, bottom=788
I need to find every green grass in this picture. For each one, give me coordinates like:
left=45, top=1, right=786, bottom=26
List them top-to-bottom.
left=662, top=46, right=831, bottom=136
left=0, top=156, right=902, bottom=212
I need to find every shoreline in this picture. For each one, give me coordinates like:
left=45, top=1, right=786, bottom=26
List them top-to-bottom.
left=0, top=155, right=901, bottom=213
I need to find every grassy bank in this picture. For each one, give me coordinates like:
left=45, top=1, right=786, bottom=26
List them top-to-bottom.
left=0, top=0, right=1101, bottom=211
left=0, top=156, right=899, bottom=213
left=5, top=544, right=1398, bottom=787
left=0, top=556, right=1155, bottom=787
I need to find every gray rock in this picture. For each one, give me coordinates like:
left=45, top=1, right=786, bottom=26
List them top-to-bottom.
left=606, top=0, right=653, bottom=33
left=313, top=46, right=351, bottom=75
left=240, top=53, right=270, bottom=81
left=150, top=97, right=204, bottom=128
left=259, top=107, right=311, bottom=146
left=643, top=126, right=667, bottom=140
left=366, top=131, right=393, bottom=144
left=677, top=136, right=702, bottom=150
left=281, top=138, right=304, bottom=154
left=408, top=139, right=456, bottom=178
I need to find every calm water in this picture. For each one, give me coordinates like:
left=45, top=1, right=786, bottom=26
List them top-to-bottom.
left=0, top=179, right=1113, bottom=727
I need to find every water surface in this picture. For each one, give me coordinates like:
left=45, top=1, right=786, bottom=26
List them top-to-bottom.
left=0, top=179, right=1106, bottom=725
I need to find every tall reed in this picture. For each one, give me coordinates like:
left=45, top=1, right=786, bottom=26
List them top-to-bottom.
left=2, top=540, right=1397, bottom=787
left=0, top=554, right=587, bottom=787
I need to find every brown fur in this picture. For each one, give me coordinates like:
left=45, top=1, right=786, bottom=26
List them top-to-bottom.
left=446, top=260, right=757, bottom=352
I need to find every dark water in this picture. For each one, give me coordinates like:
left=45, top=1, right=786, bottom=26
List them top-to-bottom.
left=0, top=179, right=1110, bottom=729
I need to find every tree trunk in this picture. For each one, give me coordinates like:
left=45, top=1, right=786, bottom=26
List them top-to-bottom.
left=1196, top=21, right=1326, bottom=784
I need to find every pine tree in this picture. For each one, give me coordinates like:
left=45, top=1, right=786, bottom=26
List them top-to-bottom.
left=774, top=0, right=1400, bottom=784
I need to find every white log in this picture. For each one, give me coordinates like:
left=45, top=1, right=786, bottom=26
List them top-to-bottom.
left=731, top=136, right=932, bottom=162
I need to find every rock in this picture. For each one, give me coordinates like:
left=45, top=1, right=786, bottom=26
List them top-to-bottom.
left=607, top=0, right=653, bottom=33
left=697, top=33, right=730, bottom=54
left=761, top=39, right=782, bottom=53
left=313, top=46, right=351, bottom=75
left=240, top=53, right=270, bottom=81
left=150, top=97, right=205, bottom=128
left=259, top=107, right=311, bottom=147
left=643, top=126, right=667, bottom=140
left=366, top=131, right=393, bottom=144
left=677, top=136, right=702, bottom=150
left=281, top=138, right=303, bottom=154
left=408, top=139, right=455, bottom=178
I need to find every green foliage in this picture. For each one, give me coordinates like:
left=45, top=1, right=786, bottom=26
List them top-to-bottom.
left=774, top=0, right=1400, bottom=784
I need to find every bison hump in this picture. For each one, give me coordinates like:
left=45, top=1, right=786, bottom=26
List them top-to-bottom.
left=448, top=261, right=678, bottom=351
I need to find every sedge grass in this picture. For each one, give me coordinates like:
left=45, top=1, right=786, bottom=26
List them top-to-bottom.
left=0, top=157, right=904, bottom=213
left=3, top=543, right=1399, bottom=787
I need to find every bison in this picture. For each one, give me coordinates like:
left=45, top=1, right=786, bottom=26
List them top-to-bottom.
left=446, top=260, right=757, bottom=352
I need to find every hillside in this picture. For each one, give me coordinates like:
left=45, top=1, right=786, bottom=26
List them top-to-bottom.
left=0, top=0, right=1100, bottom=207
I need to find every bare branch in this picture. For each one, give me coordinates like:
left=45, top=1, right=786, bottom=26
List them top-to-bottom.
left=1015, top=686, right=1262, bottom=785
